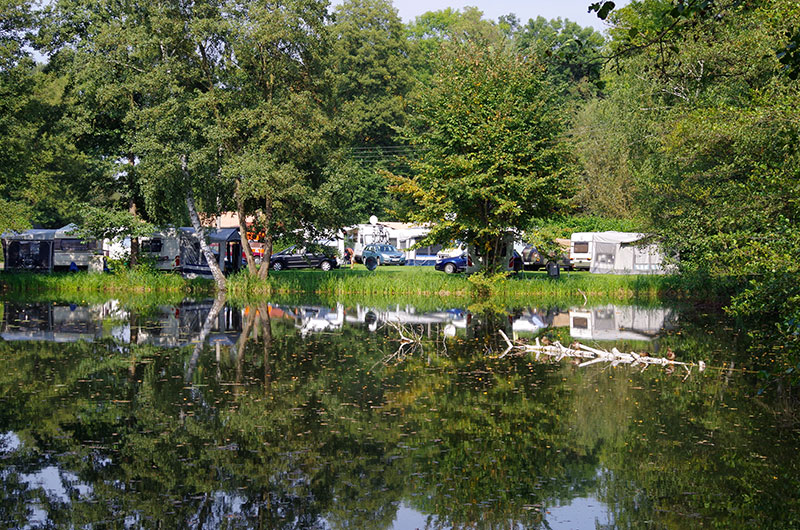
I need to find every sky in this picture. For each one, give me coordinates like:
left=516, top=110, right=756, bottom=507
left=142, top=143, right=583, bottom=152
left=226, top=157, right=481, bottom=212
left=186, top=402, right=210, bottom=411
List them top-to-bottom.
left=335, top=0, right=630, bottom=32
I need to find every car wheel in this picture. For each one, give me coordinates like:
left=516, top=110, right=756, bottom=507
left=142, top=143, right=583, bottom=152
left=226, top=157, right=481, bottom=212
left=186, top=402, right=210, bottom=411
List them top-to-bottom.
left=320, top=260, right=332, bottom=271
left=272, top=261, right=283, bottom=271
left=444, top=263, right=456, bottom=274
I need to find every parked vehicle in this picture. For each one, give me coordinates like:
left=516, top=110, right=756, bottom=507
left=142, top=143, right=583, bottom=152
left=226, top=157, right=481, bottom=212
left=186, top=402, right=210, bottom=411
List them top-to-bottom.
left=2, top=224, right=102, bottom=272
left=572, top=231, right=670, bottom=275
left=522, top=240, right=572, bottom=271
left=361, top=243, right=406, bottom=266
left=269, top=245, right=339, bottom=271
left=521, top=245, right=545, bottom=270
left=435, top=251, right=522, bottom=274
left=435, top=253, right=469, bottom=274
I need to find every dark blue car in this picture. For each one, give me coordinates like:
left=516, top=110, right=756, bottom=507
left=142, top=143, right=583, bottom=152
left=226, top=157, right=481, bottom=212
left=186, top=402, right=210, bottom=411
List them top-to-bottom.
left=435, top=251, right=522, bottom=274
left=435, top=253, right=469, bottom=274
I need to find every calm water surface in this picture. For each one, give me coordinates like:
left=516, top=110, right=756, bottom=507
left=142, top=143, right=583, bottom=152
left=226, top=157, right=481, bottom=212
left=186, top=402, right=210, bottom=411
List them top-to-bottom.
left=0, top=297, right=797, bottom=529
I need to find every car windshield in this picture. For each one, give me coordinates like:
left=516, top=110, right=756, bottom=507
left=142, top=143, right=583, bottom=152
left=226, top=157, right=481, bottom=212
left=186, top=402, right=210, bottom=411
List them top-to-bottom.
left=378, top=245, right=394, bottom=252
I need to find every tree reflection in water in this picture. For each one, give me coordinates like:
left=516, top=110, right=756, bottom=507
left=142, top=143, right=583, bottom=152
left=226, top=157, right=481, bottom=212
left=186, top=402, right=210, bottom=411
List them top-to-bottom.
left=0, top=299, right=797, bottom=528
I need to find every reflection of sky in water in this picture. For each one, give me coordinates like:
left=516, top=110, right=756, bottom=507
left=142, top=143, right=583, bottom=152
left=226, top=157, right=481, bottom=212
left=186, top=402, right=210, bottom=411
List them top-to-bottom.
left=0, top=431, right=21, bottom=453
left=21, top=466, right=70, bottom=503
left=547, top=496, right=613, bottom=529
left=391, top=497, right=613, bottom=529
left=391, top=503, right=434, bottom=529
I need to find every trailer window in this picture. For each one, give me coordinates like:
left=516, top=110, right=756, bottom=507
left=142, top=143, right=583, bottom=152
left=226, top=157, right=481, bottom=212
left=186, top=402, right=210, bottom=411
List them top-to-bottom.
left=143, top=238, right=163, bottom=253
left=58, top=239, right=94, bottom=251
left=574, top=242, right=589, bottom=254
left=415, top=244, right=443, bottom=256
left=572, top=316, right=588, bottom=329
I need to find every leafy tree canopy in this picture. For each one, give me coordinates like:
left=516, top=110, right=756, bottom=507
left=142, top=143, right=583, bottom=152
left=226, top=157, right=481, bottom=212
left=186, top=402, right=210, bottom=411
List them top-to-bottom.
left=393, top=43, right=573, bottom=272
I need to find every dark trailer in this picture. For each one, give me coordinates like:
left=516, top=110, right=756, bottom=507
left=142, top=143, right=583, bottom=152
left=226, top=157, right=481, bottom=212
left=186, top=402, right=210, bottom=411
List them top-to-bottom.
left=2, top=224, right=100, bottom=273
left=179, top=227, right=243, bottom=279
left=1, top=229, right=57, bottom=272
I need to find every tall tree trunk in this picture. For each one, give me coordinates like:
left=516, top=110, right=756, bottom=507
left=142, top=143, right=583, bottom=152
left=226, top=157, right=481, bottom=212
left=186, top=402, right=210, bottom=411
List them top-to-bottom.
left=128, top=152, right=139, bottom=267
left=182, top=155, right=227, bottom=291
left=236, top=179, right=257, bottom=275
left=258, top=196, right=273, bottom=280
left=185, top=293, right=226, bottom=383
left=258, top=303, right=272, bottom=393
left=235, top=307, right=256, bottom=396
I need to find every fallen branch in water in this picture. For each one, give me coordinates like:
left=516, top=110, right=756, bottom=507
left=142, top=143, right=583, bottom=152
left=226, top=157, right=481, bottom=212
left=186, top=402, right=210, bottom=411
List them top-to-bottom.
left=371, top=321, right=424, bottom=369
left=498, top=330, right=706, bottom=375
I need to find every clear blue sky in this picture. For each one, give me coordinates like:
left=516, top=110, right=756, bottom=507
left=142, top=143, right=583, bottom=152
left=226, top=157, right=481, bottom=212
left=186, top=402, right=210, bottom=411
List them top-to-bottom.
left=335, top=0, right=630, bottom=32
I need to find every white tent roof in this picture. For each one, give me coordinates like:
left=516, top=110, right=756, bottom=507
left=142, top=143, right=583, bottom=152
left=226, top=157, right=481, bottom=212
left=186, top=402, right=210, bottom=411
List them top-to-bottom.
left=590, top=231, right=647, bottom=244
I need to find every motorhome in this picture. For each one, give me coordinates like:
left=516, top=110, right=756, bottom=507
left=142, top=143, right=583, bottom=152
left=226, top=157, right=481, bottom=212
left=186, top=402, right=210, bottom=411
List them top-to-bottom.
left=140, top=228, right=181, bottom=271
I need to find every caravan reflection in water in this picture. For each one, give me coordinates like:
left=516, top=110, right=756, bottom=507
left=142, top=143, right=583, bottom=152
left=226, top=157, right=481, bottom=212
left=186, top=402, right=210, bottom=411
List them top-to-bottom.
left=0, top=299, right=679, bottom=351
left=0, top=300, right=243, bottom=347
left=569, top=305, right=677, bottom=342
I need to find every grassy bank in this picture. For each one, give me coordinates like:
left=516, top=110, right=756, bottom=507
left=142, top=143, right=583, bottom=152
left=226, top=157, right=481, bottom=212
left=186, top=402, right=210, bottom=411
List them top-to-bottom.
left=227, top=264, right=679, bottom=297
left=0, top=265, right=728, bottom=307
left=0, top=269, right=212, bottom=297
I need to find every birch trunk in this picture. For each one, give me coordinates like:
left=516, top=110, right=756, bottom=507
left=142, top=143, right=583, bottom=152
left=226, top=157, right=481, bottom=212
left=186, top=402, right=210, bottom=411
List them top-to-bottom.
left=128, top=152, right=139, bottom=267
left=181, top=155, right=227, bottom=291
left=185, top=293, right=226, bottom=383
left=258, top=303, right=273, bottom=392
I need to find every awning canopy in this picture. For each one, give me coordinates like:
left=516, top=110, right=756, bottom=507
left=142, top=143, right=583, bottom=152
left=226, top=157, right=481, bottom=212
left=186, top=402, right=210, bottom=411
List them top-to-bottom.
left=179, top=227, right=240, bottom=243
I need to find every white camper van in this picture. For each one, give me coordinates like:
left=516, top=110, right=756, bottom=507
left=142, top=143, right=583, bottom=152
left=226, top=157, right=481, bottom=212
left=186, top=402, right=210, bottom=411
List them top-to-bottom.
left=140, top=229, right=181, bottom=271
left=569, top=232, right=594, bottom=270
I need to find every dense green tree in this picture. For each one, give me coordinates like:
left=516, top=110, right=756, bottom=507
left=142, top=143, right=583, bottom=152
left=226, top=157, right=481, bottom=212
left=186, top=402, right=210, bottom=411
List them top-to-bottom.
left=0, top=0, right=105, bottom=232
left=43, top=0, right=161, bottom=264
left=43, top=0, right=346, bottom=285
left=215, top=0, right=335, bottom=277
left=330, top=0, right=413, bottom=148
left=574, top=0, right=800, bottom=375
left=405, top=7, right=506, bottom=83
left=514, top=16, right=606, bottom=96
left=392, top=43, right=573, bottom=272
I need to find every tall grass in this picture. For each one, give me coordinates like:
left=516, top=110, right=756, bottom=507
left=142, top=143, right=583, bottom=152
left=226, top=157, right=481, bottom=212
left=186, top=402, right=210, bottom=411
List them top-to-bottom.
left=1, top=265, right=729, bottom=308
left=228, top=265, right=469, bottom=297
left=227, top=266, right=707, bottom=305
left=0, top=270, right=212, bottom=297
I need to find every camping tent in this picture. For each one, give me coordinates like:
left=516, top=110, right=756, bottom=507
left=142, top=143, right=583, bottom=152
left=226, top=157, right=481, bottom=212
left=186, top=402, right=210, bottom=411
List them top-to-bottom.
left=179, top=227, right=242, bottom=278
left=588, top=231, right=668, bottom=275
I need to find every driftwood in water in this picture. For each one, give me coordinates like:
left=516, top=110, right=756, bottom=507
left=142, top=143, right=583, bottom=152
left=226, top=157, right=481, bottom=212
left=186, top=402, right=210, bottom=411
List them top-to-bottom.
left=499, top=331, right=706, bottom=374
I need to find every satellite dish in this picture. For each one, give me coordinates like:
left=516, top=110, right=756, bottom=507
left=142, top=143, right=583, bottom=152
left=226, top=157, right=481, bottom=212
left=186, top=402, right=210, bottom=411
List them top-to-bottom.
left=369, top=215, right=378, bottom=226
left=365, top=256, right=379, bottom=271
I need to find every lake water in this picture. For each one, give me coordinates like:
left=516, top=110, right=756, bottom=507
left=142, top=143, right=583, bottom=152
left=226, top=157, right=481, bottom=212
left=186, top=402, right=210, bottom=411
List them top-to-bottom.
left=0, top=297, right=797, bottom=528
